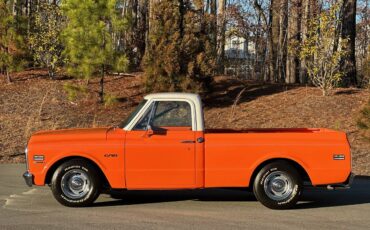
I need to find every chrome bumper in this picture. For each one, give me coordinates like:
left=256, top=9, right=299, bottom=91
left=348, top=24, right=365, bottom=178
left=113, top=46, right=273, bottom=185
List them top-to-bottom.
left=23, top=171, right=33, bottom=187
left=327, top=172, right=355, bottom=190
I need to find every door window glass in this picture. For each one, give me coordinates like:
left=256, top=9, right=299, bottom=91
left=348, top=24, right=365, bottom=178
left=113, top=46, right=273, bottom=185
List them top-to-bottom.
left=152, top=101, right=192, bottom=128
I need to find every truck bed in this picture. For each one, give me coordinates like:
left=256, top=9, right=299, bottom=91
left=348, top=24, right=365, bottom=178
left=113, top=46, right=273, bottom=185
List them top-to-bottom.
left=203, top=128, right=351, bottom=188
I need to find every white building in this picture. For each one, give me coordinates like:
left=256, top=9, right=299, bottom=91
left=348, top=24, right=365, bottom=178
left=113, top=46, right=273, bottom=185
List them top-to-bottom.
left=224, top=36, right=256, bottom=59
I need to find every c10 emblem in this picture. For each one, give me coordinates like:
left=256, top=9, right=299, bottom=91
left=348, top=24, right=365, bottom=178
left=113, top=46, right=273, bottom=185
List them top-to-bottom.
left=104, top=153, right=118, bottom=158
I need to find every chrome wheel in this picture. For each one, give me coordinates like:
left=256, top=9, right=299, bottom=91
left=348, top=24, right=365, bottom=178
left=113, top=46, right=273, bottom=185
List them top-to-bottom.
left=61, top=169, right=91, bottom=199
left=263, top=171, right=294, bottom=201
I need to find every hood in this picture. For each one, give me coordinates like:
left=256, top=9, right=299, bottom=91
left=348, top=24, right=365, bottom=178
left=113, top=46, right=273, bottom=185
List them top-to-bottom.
left=29, top=128, right=110, bottom=144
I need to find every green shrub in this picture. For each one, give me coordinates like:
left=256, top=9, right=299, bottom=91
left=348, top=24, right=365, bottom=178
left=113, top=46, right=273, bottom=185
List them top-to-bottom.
left=103, top=94, right=118, bottom=107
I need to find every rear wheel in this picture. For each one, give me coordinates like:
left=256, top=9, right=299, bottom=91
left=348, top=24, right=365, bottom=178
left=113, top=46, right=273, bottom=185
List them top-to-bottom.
left=51, top=159, right=101, bottom=207
left=253, top=161, right=302, bottom=209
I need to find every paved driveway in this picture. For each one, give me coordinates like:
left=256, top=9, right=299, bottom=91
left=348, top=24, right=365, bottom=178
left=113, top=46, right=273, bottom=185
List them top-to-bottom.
left=1, top=164, right=369, bottom=229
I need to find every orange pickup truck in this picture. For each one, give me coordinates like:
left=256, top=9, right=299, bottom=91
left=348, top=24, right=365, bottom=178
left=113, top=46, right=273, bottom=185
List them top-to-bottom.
left=23, top=93, right=353, bottom=209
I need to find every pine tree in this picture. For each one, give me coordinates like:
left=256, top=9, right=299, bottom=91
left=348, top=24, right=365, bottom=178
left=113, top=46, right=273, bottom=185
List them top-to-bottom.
left=0, top=0, right=26, bottom=83
left=61, top=0, right=129, bottom=103
left=143, top=0, right=216, bottom=92
left=143, top=0, right=181, bottom=91
left=181, top=0, right=216, bottom=91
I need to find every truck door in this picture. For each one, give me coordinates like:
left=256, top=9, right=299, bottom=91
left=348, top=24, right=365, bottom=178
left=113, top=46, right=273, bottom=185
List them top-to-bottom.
left=125, top=100, right=196, bottom=189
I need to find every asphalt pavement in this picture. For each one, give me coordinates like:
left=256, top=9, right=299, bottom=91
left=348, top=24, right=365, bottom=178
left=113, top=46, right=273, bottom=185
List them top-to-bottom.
left=1, top=164, right=370, bottom=230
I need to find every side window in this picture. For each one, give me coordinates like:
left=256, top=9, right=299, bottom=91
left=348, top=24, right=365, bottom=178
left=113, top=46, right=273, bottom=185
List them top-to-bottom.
left=152, top=101, right=192, bottom=128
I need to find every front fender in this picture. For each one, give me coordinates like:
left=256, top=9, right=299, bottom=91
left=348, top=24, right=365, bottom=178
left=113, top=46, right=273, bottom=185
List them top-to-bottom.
left=32, top=152, right=125, bottom=189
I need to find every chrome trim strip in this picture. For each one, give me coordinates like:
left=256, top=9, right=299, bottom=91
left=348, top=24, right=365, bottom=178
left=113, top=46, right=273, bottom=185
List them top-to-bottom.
left=125, top=98, right=198, bottom=131
left=180, top=140, right=196, bottom=143
left=25, top=147, right=29, bottom=171
left=333, top=154, right=345, bottom=160
left=33, top=155, right=44, bottom=162
left=327, top=172, right=355, bottom=190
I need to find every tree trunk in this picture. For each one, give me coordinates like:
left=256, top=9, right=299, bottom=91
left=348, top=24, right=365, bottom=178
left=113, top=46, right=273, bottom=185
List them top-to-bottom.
left=12, top=0, right=16, bottom=15
left=131, top=0, right=139, bottom=67
left=138, top=0, right=147, bottom=66
left=148, top=0, right=160, bottom=48
left=179, top=0, right=184, bottom=37
left=210, top=0, right=217, bottom=54
left=216, top=0, right=226, bottom=74
left=253, top=0, right=269, bottom=81
left=269, top=0, right=280, bottom=82
left=278, top=0, right=288, bottom=82
left=286, top=0, right=301, bottom=84
left=299, top=0, right=310, bottom=83
left=341, top=0, right=357, bottom=86
left=253, top=15, right=261, bottom=80
left=100, top=25, right=107, bottom=104
left=48, top=66, right=55, bottom=80
left=99, top=66, right=105, bottom=104
left=6, top=70, right=12, bottom=83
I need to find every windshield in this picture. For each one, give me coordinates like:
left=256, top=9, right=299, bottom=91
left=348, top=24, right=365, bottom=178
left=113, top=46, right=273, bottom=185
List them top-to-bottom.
left=119, top=100, right=147, bottom=128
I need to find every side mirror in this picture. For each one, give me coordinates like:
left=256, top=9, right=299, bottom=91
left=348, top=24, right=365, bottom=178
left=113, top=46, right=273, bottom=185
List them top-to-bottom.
left=143, top=124, right=155, bottom=137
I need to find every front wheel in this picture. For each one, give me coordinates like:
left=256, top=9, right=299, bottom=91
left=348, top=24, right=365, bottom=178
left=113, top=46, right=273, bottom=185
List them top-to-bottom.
left=51, top=159, right=101, bottom=207
left=253, top=161, right=302, bottom=209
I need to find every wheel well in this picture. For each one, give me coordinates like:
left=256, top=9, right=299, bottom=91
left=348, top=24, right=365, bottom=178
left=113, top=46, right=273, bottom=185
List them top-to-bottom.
left=44, top=156, right=111, bottom=189
left=249, top=158, right=311, bottom=188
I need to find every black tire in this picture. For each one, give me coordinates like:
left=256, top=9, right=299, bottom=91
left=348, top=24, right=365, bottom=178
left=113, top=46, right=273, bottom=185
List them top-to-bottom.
left=51, top=159, right=101, bottom=207
left=253, top=161, right=302, bottom=209
left=109, top=189, right=126, bottom=200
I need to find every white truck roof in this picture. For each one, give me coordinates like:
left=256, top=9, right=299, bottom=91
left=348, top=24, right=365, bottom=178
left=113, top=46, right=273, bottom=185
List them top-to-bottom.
left=144, top=92, right=200, bottom=101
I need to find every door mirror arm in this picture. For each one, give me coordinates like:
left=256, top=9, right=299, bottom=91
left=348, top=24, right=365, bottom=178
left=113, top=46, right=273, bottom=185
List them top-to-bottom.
left=143, top=102, right=156, bottom=138
left=143, top=124, right=155, bottom=138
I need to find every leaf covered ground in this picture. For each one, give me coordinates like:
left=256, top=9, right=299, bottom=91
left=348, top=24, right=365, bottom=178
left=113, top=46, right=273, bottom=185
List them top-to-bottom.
left=1, top=71, right=369, bottom=175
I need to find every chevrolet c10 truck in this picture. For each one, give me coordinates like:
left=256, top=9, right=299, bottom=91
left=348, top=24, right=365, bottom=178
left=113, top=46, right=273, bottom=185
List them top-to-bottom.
left=23, top=93, right=354, bottom=209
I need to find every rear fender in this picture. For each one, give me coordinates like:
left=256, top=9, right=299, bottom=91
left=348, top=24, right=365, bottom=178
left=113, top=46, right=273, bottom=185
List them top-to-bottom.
left=249, top=155, right=312, bottom=186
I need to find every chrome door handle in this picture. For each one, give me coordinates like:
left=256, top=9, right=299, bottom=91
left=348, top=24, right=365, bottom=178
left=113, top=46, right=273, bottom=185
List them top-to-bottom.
left=197, top=137, right=204, bottom=143
left=180, top=140, right=195, bottom=143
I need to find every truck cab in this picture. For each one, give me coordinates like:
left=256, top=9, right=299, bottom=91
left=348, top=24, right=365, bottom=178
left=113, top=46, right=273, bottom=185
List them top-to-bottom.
left=121, top=93, right=205, bottom=189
